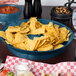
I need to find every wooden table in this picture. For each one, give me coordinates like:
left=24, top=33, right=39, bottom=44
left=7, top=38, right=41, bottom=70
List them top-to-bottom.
left=0, top=6, right=76, bottom=64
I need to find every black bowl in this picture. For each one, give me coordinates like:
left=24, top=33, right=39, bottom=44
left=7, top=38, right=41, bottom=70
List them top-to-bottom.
left=51, top=6, right=73, bottom=19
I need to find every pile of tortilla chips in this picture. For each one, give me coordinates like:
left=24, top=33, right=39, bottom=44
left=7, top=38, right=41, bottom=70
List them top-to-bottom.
left=0, top=17, right=71, bottom=51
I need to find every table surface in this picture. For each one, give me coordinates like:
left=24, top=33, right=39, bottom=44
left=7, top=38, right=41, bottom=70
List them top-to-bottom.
left=0, top=6, right=76, bottom=64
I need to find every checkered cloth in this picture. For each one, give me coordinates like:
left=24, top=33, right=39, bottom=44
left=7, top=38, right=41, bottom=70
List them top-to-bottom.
left=4, top=56, right=76, bottom=76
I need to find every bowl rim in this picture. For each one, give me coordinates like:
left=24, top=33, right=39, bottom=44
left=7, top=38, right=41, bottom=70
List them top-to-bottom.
left=0, top=4, right=22, bottom=15
left=51, top=6, right=73, bottom=19
left=0, top=19, right=74, bottom=53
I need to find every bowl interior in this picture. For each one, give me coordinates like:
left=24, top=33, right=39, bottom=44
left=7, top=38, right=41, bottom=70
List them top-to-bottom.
left=0, top=4, right=22, bottom=14
left=0, top=19, right=73, bottom=53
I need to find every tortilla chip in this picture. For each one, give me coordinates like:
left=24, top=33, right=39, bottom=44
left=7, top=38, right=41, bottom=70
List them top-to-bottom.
left=29, top=17, right=37, bottom=31
left=35, top=21, right=43, bottom=29
left=20, top=22, right=27, bottom=27
left=46, top=22, right=59, bottom=41
left=54, top=24, right=59, bottom=35
left=5, top=26, right=20, bottom=33
left=29, top=27, right=45, bottom=35
left=59, top=27, right=68, bottom=32
left=19, top=28, right=30, bottom=34
left=59, top=28, right=68, bottom=40
left=0, top=31, right=6, bottom=39
left=6, top=32, right=14, bottom=42
left=13, top=33, right=25, bottom=44
left=65, top=33, right=71, bottom=41
left=67, top=33, right=71, bottom=37
left=65, top=37, right=69, bottom=41
left=54, top=38, right=64, bottom=45
left=25, top=39, right=40, bottom=51
left=5, top=40, right=12, bottom=45
left=13, top=43, right=26, bottom=50
left=37, top=44, right=53, bottom=51
left=54, top=44, right=64, bottom=50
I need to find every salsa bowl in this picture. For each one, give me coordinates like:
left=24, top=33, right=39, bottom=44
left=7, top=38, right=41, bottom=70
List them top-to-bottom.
left=0, top=4, right=22, bottom=22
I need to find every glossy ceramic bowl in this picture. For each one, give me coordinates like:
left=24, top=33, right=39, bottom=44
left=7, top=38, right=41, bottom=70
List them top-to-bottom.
left=0, top=4, right=22, bottom=22
left=0, top=19, right=73, bottom=60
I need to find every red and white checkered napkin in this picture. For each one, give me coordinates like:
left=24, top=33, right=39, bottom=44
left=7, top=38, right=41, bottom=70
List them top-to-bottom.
left=4, top=56, right=76, bottom=76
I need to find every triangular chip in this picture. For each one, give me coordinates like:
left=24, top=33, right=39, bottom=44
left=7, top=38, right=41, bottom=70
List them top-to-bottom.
left=29, top=17, right=37, bottom=31
left=54, top=24, right=59, bottom=35
left=5, top=26, right=20, bottom=33
left=29, top=27, right=45, bottom=35
left=0, top=31, right=6, bottom=39
left=6, top=32, right=14, bottom=42
left=13, top=33, right=25, bottom=44
left=25, top=39, right=40, bottom=51
left=13, top=43, right=26, bottom=50
left=37, top=44, right=53, bottom=51
left=54, top=44, right=64, bottom=50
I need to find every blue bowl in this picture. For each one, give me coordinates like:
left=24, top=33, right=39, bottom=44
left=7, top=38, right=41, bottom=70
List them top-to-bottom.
left=0, top=4, right=22, bottom=22
left=0, top=19, right=73, bottom=60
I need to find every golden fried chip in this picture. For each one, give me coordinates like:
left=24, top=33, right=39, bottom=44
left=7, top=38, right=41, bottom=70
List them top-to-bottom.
left=29, top=17, right=37, bottom=30
left=35, top=21, right=43, bottom=29
left=20, top=22, right=27, bottom=27
left=20, top=22, right=30, bottom=31
left=46, top=22, right=59, bottom=41
left=54, top=24, right=59, bottom=35
left=42, top=25, right=48, bottom=30
left=5, top=26, right=20, bottom=33
left=29, top=27, right=45, bottom=35
left=59, top=27, right=67, bottom=32
left=19, top=28, right=30, bottom=34
left=59, top=29, right=68, bottom=40
left=67, top=30, right=70, bottom=34
left=0, top=31, right=6, bottom=39
left=6, top=32, right=14, bottom=42
left=43, top=32, right=50, bottom=36
left=13, top=33, right=25, bottom=44
left=65, top=33, right=71, bottom=41
left=67, top=33, right=71, bottom=37
left=21, top=34, right=29, bottom=38
left=34, top=36, right=50, bottom=41
left=34, top=36, right=50, bottom=48
left=49, top=36, right=56, bottom=44
left=65, top=37, right=69, bottom=41
left=54, top=38, right=64, bottom=45
left=25, top=39, right=40, bottom=51
left=33, top=39, right=40, bottom=50
left=5, top=40, right=13, bottom=45
left=38, top=40, right=48, bottom=47
left=13, top=43, right=26, bottom=50
left=37, top=44, right=53, bottom=51
left=54, top=44, right=64, bottom=50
